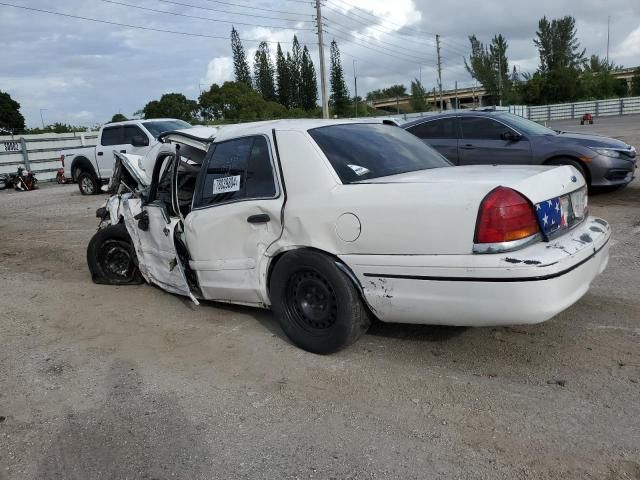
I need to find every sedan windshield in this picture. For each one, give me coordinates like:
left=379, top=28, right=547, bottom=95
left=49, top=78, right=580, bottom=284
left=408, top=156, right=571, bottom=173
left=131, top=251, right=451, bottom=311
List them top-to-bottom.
left=497, top=113, right=556, bottom=136
left=143, top=120, right=192, bottom=138
left=308, top=123, right=451, bottom=183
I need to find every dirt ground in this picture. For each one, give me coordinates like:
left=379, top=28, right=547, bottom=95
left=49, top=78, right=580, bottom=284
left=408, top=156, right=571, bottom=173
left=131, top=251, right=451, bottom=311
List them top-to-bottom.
left=1, top=117, right=639, bottom=479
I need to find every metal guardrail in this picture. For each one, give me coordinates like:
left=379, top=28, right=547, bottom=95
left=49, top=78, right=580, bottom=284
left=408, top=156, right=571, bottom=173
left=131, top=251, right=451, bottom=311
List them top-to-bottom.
left=525, top=96, right=640, bottom=122
left=0, top=132, right=98, bottom=182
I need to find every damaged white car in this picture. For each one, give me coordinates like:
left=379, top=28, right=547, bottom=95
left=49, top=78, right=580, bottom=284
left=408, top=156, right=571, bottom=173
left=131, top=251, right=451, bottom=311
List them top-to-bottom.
left=87, top=119, right=611, bottom=354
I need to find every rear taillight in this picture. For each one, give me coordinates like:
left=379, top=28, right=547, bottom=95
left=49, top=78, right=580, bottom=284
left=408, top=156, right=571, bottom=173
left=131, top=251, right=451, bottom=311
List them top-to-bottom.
left=60, top=154, right=65, bottom=168
left=475, top=187, right=540, bottom=247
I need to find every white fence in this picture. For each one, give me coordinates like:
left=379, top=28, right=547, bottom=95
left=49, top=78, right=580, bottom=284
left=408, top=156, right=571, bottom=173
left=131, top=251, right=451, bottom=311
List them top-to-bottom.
left=523, top=96, right=640, bottom=122
left=0, top=131, right=98, bottom=182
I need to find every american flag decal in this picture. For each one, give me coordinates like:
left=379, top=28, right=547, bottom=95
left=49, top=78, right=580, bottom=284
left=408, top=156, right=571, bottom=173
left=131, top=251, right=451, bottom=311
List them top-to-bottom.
left=536, top=197, right=564, bottom=235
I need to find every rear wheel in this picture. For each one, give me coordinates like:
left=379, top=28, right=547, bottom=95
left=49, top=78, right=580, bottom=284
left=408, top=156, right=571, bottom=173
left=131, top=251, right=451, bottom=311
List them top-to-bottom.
left=547, top=157, right=589, bottom=187
left=78, top=171, right=99, bottom=195
left=87, top=224, right=143, bottom=285
left=270, top=250, right=371, bottom=354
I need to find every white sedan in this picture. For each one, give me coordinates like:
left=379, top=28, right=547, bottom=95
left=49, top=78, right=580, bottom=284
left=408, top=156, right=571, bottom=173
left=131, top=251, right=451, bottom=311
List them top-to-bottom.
left=88, top=119, right=611, bottom=353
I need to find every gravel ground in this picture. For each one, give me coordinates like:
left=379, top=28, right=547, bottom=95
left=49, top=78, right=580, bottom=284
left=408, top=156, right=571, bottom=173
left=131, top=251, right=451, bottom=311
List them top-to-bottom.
left=0, top=116, right=639, bottom=479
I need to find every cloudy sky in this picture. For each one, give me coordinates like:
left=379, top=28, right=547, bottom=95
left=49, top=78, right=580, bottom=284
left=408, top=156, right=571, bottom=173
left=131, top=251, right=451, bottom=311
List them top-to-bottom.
left=1, top=0, right=639, bottom=128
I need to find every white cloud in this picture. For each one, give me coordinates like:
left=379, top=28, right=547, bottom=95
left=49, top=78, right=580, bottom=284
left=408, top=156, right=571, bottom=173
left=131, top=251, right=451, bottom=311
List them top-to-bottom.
left=613, top=25, right=640, bottom=60
left=202, top=57, right=234, bottom=87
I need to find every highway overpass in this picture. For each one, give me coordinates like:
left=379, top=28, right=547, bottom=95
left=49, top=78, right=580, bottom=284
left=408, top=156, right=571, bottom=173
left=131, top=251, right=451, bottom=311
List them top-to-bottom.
left=369, top=66, right=639, bottom=113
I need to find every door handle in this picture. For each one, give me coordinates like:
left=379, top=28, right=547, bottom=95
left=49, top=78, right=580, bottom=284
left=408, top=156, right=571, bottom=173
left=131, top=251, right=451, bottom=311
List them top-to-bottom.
left=460, top=144, right=475, bottom=149
left=120, top=150, right=126, bottom=153
left=97, top=152, right=103, bottom=156
left=247, top=214, right=270, bottom=224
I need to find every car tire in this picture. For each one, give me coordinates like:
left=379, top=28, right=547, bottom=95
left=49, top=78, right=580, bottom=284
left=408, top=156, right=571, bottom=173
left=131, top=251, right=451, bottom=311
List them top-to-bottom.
left=580, top=120, right=584, bottom=125
left=589, top=120, right=593, bottom=124
left=547, top=157, right=589, bottom=186
left=78, top=171, right=99, bottom=195
left=87, top=223, right=144, bottom=285
left=270, top=250, right=371, bottom=354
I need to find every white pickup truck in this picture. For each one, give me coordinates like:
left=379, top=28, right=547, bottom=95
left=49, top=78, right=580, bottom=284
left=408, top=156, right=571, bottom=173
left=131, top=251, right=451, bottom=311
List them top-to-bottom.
left=62, top=118, right=191, bottom=195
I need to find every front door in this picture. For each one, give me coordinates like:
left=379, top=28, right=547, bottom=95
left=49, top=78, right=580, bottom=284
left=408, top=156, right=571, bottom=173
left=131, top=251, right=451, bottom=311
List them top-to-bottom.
left=458, top=116, right=532, bottom=165
left=184, top=134, right=284, bottom=304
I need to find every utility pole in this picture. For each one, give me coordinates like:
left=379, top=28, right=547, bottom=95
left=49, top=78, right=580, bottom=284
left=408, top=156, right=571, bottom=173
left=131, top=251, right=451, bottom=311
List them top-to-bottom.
left=315, top=0, right=329, bottom=119
left=606, top=16, right=611, bottom=66
left=436, top=34, right=443, bottom=112
left=353, top=59, right=358, bottom=118
left=454, top=80, right=458, bottom=110
left=40, top=109, right=47, bottom=129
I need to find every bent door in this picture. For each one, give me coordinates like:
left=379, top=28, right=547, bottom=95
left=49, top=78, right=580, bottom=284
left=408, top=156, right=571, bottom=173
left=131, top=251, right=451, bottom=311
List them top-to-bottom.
left=184, top=135, right=284, bottom=304
left=122, top=154, right=192, bottom=298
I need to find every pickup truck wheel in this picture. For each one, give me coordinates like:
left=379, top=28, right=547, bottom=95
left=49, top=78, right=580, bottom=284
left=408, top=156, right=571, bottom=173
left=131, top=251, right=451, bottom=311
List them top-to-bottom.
left=78, top=172, right=99, bottom=195
left=87, top=224, right=143, bottom=285
left=270, top=250, right=371, bottom=354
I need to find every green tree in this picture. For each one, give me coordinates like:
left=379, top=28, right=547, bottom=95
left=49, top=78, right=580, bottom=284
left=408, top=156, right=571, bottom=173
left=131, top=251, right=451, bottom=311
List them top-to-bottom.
left=534, top=16, right=585, bottom=73
left=230, top=26, right=252, bottom=88
left=465, top=34, right=511, bottom=104
left=289, top=35, right=303, bottom=108
left=329, top=40, right=350, bottom=117
left=253, top=42, right=276, bottom=101
left=275, top=43, right=291, bottom=108
left=300, top=46, right=318, bottom=111
left=631, top=68, right=640, bottom=96
left=410, top=79, right=428, bottom=111
left=199, top=81, right=288, bottom=122
left=0, top=90, right=26, bottom=133
left=142, top=93, right=198, bottom=121
left=111, top=113, right=128, bottom=122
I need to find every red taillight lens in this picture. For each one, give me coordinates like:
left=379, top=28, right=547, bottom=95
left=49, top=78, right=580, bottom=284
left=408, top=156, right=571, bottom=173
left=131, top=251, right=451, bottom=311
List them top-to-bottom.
left=60, top=155, right=65, bottom=167
left=475, top=187, right=540, bottom=244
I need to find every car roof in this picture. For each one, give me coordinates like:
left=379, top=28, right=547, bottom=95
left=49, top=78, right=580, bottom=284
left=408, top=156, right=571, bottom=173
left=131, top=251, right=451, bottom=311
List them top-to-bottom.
left=401, top=110, right=511, bottom=128
left=103, top=118, right=188, bottom=127
left=211, top=118, right=394, bottom=143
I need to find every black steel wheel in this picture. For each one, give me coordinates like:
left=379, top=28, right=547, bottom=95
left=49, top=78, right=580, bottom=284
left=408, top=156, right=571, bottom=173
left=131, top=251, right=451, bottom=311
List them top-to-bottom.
left=87, top=224, right=143, bottom=285
left=270, top=250, right=371, bottom=354
left=285, top=270, right=338, bottom=332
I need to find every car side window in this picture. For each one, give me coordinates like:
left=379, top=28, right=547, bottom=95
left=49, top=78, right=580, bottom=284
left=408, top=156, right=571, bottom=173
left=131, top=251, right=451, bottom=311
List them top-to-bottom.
left=460, top=117, right=512, bottom=140
left=407, top=118, right=457, bottom=139
left=123, top=125, right=146, bottom=145
left=101, top=127, right=122, bottom=146
left=195, top=136, right=276, bottom=208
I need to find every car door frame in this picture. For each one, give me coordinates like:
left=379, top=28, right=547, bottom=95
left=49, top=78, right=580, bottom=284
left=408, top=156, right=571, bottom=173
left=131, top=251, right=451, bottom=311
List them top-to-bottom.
left=458, top=115, right=531, bottom=165
left=405, top=116, right=461, bottom=165
left=184, top=131, right=286, bottom=305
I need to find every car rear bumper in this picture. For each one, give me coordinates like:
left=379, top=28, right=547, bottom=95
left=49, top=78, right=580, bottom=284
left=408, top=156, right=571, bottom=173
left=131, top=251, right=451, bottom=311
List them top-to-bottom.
left=341, top=217, right=611, bottom=326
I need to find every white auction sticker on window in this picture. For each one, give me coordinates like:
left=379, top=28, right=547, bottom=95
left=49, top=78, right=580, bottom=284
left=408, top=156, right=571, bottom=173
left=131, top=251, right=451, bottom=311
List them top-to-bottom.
left=347, top=164, right=370, bottom=176
left=213, top=175, right=241, bottom=194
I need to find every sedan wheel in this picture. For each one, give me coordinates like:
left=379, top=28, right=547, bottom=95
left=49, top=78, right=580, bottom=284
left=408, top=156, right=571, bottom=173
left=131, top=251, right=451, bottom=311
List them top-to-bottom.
left=87, top=224, right=143, bottom=285
left=270, top=250, right=371, bottom=354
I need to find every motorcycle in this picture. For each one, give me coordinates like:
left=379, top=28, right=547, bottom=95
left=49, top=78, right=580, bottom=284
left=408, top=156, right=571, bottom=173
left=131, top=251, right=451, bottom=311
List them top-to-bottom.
left=12, top=166, right=38, bottom=191
left=56, top=167, right=72, bottom=184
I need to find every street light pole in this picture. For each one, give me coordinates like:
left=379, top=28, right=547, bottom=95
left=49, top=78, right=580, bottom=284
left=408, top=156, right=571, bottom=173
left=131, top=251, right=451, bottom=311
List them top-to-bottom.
left=315, top=0, right=329, bottom=119
left=353, top=60, right=358, bottom=118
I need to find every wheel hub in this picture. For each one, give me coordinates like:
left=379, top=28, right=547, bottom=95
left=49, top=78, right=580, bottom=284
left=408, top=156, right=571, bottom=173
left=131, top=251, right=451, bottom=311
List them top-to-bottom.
left=81, top=177, right=94, bottom=194
left=99, top=240, right=134, bottom=279
left=287, top=271, right=337, bottom=330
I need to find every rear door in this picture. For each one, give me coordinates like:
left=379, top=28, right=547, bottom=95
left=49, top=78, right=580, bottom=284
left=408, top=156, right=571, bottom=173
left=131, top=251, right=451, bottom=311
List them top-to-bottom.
left=458, top=116, right=531, bottom=165
left=405, top=117, right=460, bottom=164
left=184, top=134, right=284, bottom=304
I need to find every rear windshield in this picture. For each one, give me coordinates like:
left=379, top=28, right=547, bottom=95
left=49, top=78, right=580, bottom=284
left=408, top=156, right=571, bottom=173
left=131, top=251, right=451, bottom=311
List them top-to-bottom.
left=143, top=120, right=192, bottom=138
left=308, top=123, right=451, bottom=183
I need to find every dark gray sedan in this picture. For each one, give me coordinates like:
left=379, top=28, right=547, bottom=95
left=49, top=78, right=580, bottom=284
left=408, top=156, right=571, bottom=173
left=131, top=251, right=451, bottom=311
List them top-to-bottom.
left=402, top=111, right=637, bottom=188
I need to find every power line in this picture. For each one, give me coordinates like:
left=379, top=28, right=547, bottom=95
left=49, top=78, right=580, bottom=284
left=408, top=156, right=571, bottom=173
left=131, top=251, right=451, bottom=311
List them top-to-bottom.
left=99, top=0, right=314, bottom=31
left=154, top=0, right=313, bottom=23
left=196, top=0, right=311, bottom=18
left=326, top=0, right=471, bottom=52
left=0, top=2, right=301, bottom=43
left=325, top=16, right=437, bottom=62
left=326, top=22, right=436, bottom=64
